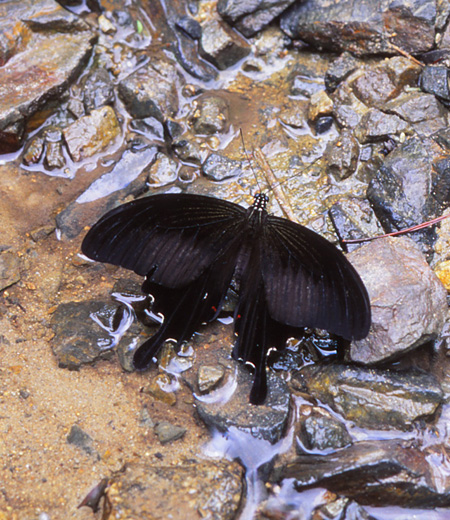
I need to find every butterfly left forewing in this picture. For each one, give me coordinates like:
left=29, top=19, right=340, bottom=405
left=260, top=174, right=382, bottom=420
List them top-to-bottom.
left=82, top=193, right=247, bottom=288
left=261, top=216, right=371, bottom=340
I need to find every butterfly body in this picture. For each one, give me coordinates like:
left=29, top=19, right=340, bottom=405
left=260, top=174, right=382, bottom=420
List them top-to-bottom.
left=82, top=192, right=371, bottom=404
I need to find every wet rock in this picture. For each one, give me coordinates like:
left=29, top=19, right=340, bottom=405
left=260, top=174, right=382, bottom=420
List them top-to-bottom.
left=142, top=0, right=217, bottom=81
left=218, top=0, right=296, bottom=37
left=280, top=0, right=436, bottom=56
left=0, top=3, right=95, bottom=152
left=98, top=14, right=116, bottom=35
left=175, top=15, right=202, bottom=40
left=199, top=18, right=251, bottom=70
left=325, top=52, right=360, bottom=93
left=118, top=57, right=182, bottom=122
left=288, top=63, right=325, bottom=98
left=419, top=65, right=450, bottom=103
left=83, top=67, right=115, bottom=112
left=351, top=68, right=399, bottom=108
left=332, top=82, right=369, bottom=129
left=308, top=90, right=333, bottom=122
left=385, top=91, right=449, bottom=137
left=192, top=95, right=229, bottom=135
left=63, top=105, right=120, bottom=162
left=354, top=108, right=410, bottom=144
left=130, top=116, right=165, bottom=141
left=323, top=130, right=359, bottom=180
left=172, top=136, right=204, bottom=165
left=367, top=136, right=440, bottom=249
left=57, top=143, right=157, bottom=238
left=147, top=152, right=178, bottom=187
left=202, top=153, right=244, bottom=181
left=329, top=198, right=385, bottom=251
left=30, top=225, right=55, bottom=243
left=349, top=237, right=448, bottom=364
left=0, top=251, right=21, bottom=291
left=435, top=260, right=450, bottom=290
left=50, top=301, right=119, bottom=369
left=292, top=363, right=443, bottom=430
left=197, top=365, right=226, bottom=394
left=196, top=369, right=290, bottom=444
left=143, top=374, right=177, bottom=406
left=296, top=406, right=352, bottom=452
left=153, top=421, right=186, bottom=444
left=66, top=425, right=95, bottom=456
left=281, top=439, right=450, bottom=508
left=106, top=459, right=243, bottom=520
left=313, top=496, right=349, bottom=520
left=343, top=502, right=378, bottom=520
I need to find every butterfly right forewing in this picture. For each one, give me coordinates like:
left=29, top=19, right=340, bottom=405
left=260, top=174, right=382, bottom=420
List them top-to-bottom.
left=82, top=193, right=247, bottom=288
left=261, top=215, right=371, bottom=340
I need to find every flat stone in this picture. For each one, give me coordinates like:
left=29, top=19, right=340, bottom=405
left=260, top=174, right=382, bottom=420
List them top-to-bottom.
left=0, top=251, right=20, bottom=291
left=153, top=421, right=186, bottom=444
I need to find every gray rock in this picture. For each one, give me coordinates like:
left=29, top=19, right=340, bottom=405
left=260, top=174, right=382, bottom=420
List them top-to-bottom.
left=218, top=0, right=297, bottom=37
left=280, top=0, right=436, bottom=56
left=0, top=1, right=95, bottom=152
left=199, top=18, right=251, bottom=70
left=325, top=52, right=360, bottom=93
left=118, top=57, right=182, bottom=121
left=419, top=65, right=450, bottom=102
left=83, top=67, right=115, bottom=112
left=351, top=68, right=399, bottom=108
left=332, top=82, right=369, bottom=129
left=385, top=91, right=449, bottom=137
left=192, top=95, right=229, bottom=135
left=354, top=108, right=410, bottom=144
left=324, top=130, right=359, bottom=179
left=172, top=136, right=205, bottom=165
left=367, top=136, right=440, bottom=250
left=202, top=153, right=244, bottom=181
left=329, top=197, right=385, bottom=251
left=349, top=237, right=448, bottom=364
left=0, top=251, right=20, bottom=291
left=50, top=301, right=120, bottom=369
left=292, top=363, right=443, bottom=430
left=196, top=368, right=290, bottom=444
left=296, top=407, right=352, bottom=452
left=153, top=421, right=186, bottom=444
left=66, top=425, right=95, bottom=456
left=281, top=439, right=450, bottom=508
left=107, top=459, right=243, bottom=519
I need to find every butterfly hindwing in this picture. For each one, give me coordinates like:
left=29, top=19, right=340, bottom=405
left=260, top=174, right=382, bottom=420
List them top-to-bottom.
left=81, top=193, right=247, bottom=288
left=261, top=215, right=371, bottom=340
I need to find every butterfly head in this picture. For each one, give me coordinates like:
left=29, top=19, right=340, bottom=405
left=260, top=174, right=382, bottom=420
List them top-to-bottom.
left=252, top=192, right=269, bottom=212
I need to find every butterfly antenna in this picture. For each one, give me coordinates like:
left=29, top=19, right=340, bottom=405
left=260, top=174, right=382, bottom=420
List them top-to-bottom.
left=239, top=129, right=263, bottom=195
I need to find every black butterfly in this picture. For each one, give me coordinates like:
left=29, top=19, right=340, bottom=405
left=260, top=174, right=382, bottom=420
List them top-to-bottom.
left=81, top=192, right=371, bottom=404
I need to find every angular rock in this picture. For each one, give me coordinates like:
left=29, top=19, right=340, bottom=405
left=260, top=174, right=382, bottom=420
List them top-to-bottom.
left=218, top=0, right=296, bottom=37
left=280, top=0, right=436, bottom=56
left=0, top=5, right=95, bottom=151
left=199, top=18, right=251, bottom=70
left=325, top=52, right=360, bottom=93
left=118, top=57, right=182, bottom=121
left=419, top=65, right=450, bottom=103
left=82, top=67, right=115, bottom=112
left=351, top=68, right=399, bottom=107
left=331, top=82, right=369, bottom=129
left=308, top=89, right=333, bottom=122
left=385, top=91, right=449, bottom=137
left=192, top=95, right=229, bottom=134
left=63, top=105, right=120, bottom=162
left=354, top=108, right=410, bottom=144
left=324, top=130, right=359, bottom=179
left=367, top=136, right=440, bottom=249
left=147, top=152, right=178, bottom=187
left=202, top=153, right=244, bottom=181
left=328, top=197, right=385, bottom=251
left=349, top=237, right=448, bottom=364
left=0, top=251, right=21, bottom=291
left=50, top=301, right=120, bottom=369
left=292, top=363, right=443, bottom=430
left=197, top=365, right=226, bottom=394
left=196, top=368, right=290, bottom=444
left=143, top=374, right=177, bottom=406
left=296, top=406, right=352, bottom=452
left=153, top=421, right=186, bottom=444
left=66, top=425, right=95, bottom=456
left=281, top=439, right=450, bottom=508
left=107, top=459, right=243, bottom=520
